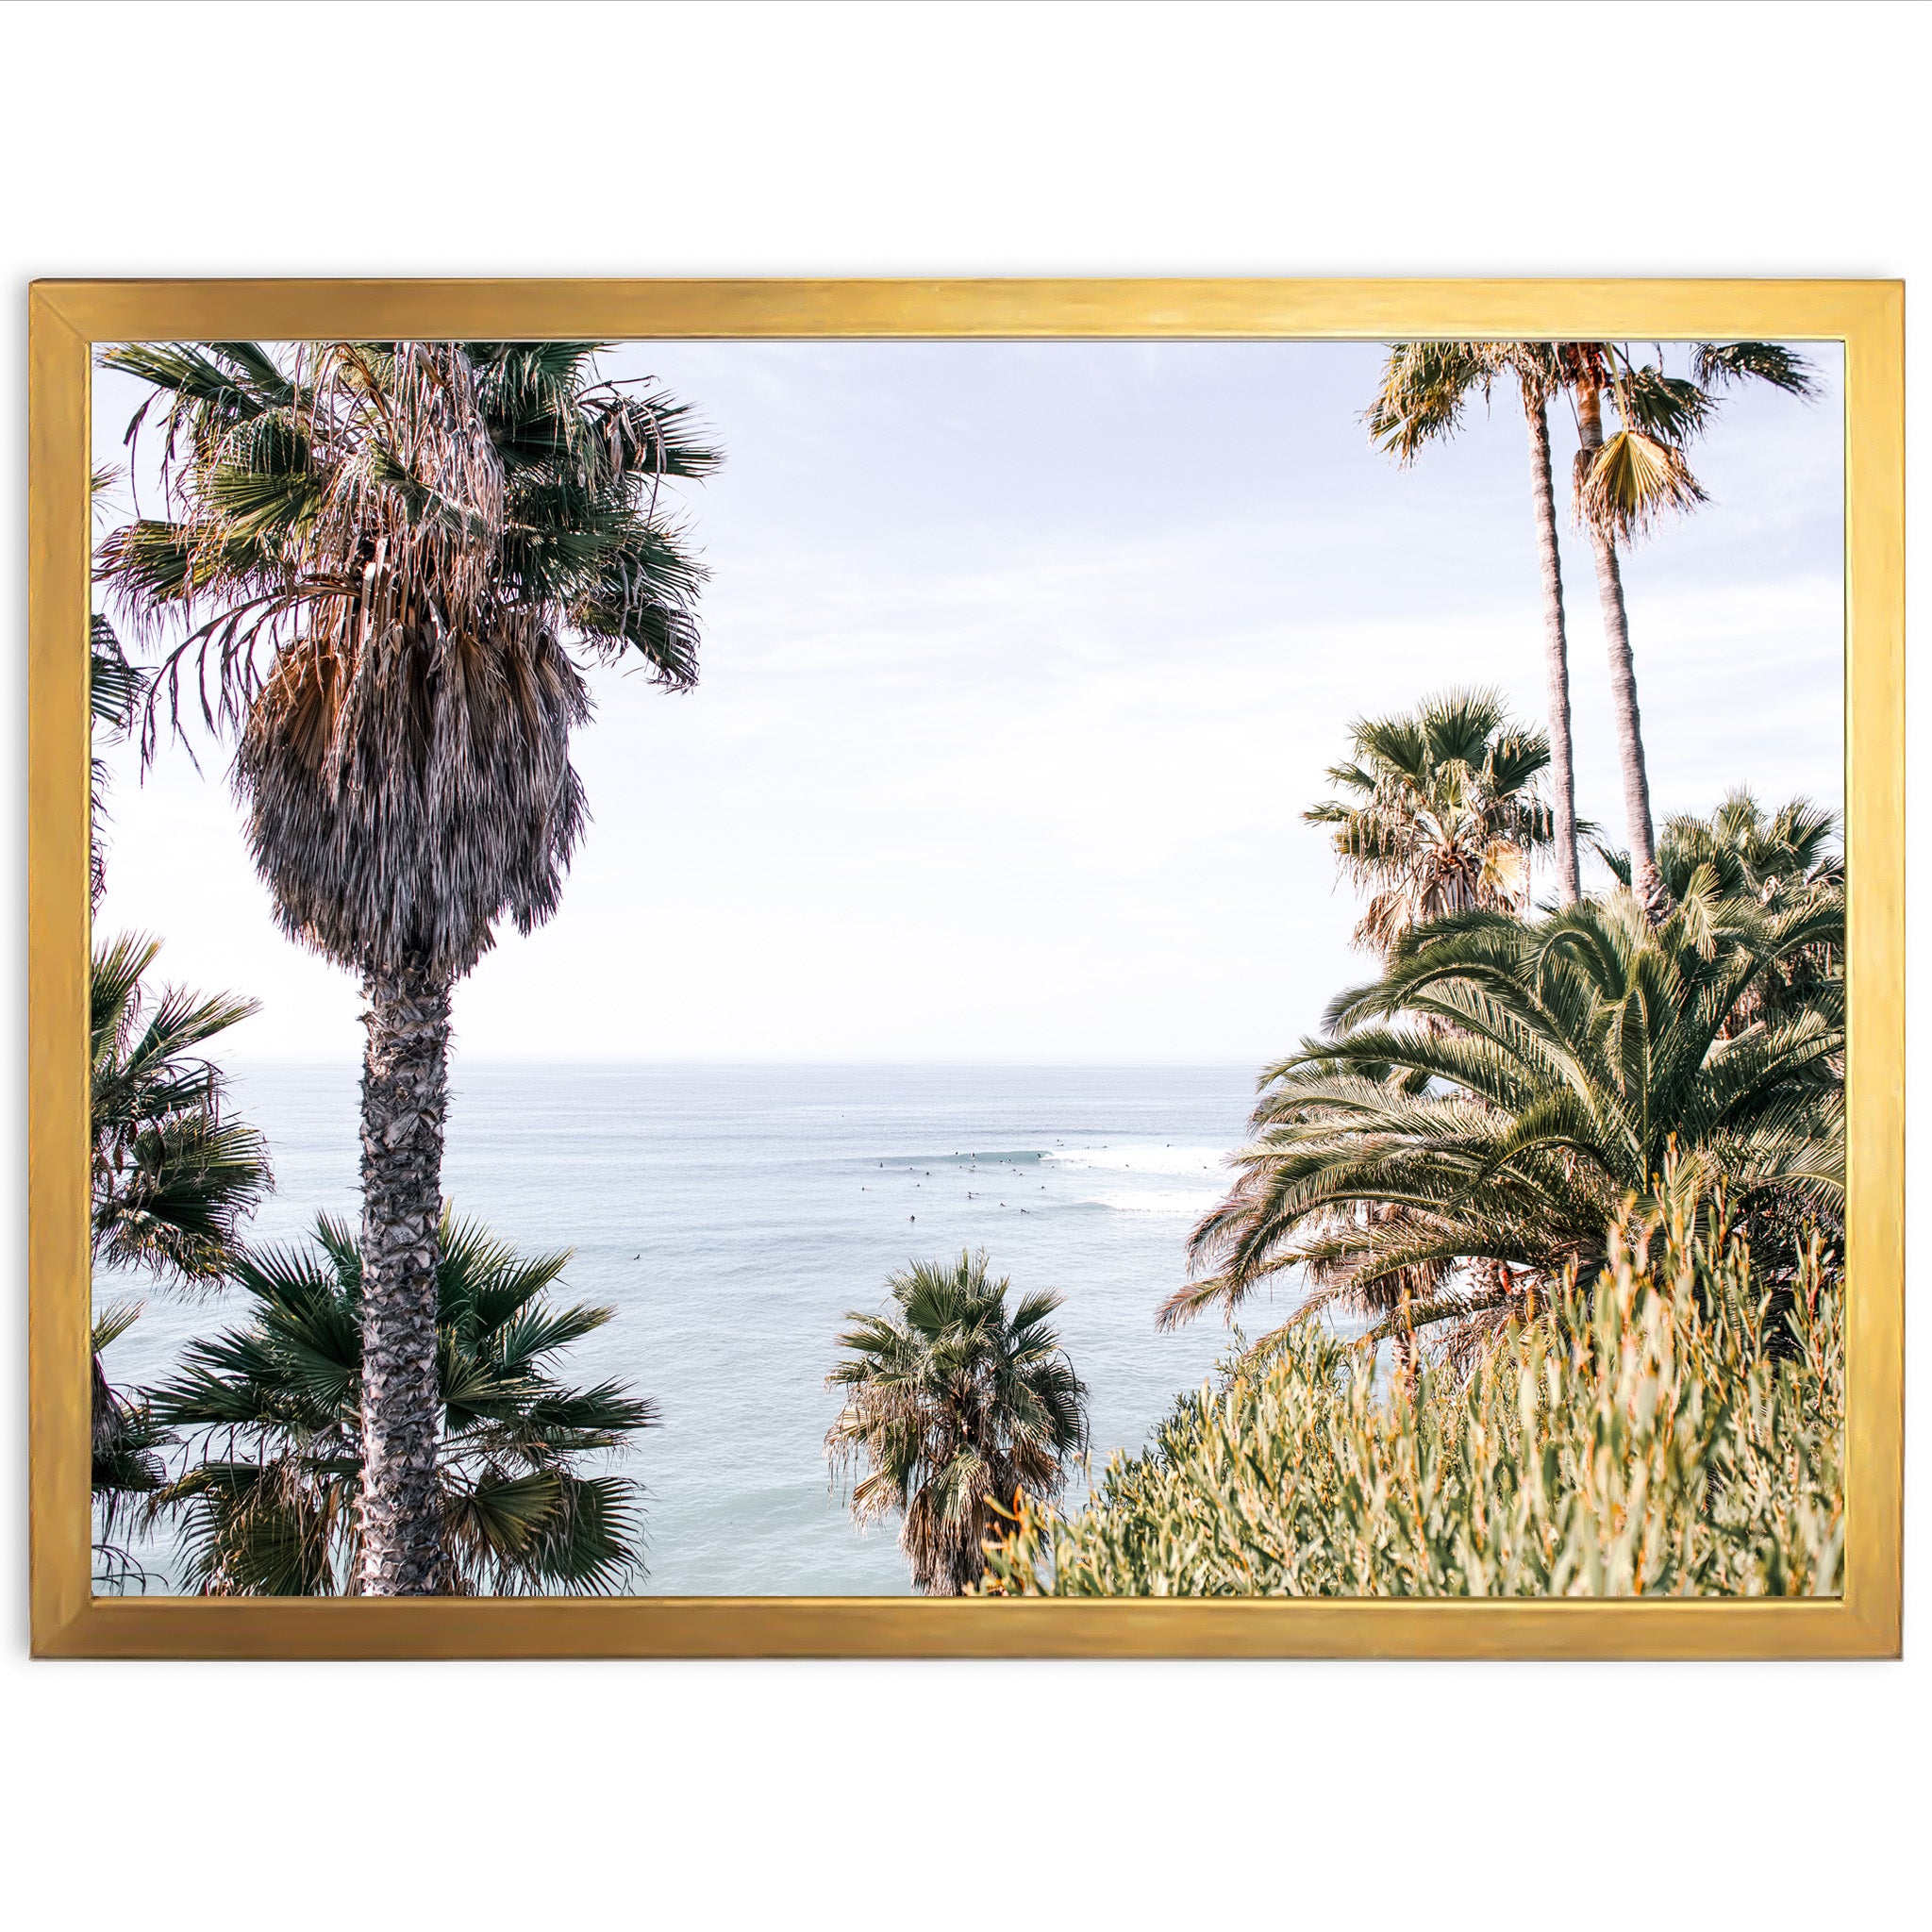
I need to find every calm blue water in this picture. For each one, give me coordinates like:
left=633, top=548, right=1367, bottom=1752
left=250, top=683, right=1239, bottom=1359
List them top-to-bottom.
left=95, top=1063, right=1261, bottom=1594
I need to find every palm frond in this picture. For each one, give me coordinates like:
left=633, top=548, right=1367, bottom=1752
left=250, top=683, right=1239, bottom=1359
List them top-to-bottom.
left=96, top=339, right=720, bottom=980
left=1691, top=341, right=1816, bottom=396
left=1575, top=427, right=1708, bottom=542
left=1174, top=873, right=1843, bottom=1352
left=142, top=1207, right=656, bottom=1596
left=826, top=1250, right=1088, bottom=1594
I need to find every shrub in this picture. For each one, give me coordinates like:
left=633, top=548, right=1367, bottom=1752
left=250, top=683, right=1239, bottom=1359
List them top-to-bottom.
left=981, top=1175, right=1841, bottom=1598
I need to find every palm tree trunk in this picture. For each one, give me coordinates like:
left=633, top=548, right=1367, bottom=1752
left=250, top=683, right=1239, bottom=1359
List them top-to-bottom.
left=1575, top=382, right=1662, bottom=908
left=1524, top=386, right=1580, bottom=903
left=356, top=954, right=450, bottom=1595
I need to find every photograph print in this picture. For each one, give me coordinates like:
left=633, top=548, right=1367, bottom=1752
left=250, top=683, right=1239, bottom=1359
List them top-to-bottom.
left=83, top=329, right=1845, bottom=1602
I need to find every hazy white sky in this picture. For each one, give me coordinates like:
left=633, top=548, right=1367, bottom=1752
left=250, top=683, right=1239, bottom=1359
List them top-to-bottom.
left=91, top=339, right=1844, bottom=1065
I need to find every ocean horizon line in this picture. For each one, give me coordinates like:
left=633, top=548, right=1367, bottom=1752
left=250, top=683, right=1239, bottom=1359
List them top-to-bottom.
left=222, top=1055, right=1275, bottom=1073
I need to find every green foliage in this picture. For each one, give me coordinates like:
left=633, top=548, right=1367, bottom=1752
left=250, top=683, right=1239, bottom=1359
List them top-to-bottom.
left=1367, top=337, right=1814, bottom=549
left=97, top=339, right=720, bottom=743
left=95, top=340, right=722, bottom=984
left=1365, top=341, right=1567, bottom=456
left=1571, top=341, right=1811, bottom=546
left=90, top=610, right=146, bottom=906
left=1305, top=687, right=1555, bottom=952
left=1638, top=789, right=1841, bottom=910
left=1168, top=874, right=1842, bottom=1353
left=90, top=933, right=270, bottom=1591
left=92, top=934, right=272, bottom=1283
left=985, top=1174, right=1842, bottom=1599
left=145, top=1208, right=658, bottom=1595
left=827, top=1250, right=1089, bottom=1595
left=91, top=1300, right=174, bottom=1592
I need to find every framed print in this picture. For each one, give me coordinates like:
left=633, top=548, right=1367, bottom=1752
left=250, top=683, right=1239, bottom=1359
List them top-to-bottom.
left=27, top=278, right=1903, bottom=1657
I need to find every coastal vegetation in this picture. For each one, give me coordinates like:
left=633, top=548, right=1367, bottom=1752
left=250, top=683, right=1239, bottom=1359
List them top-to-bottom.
left=1021, top=336, right=1841, bottom=1591
left=97, top=341, right=717, bottom=1594
left=89, top=608, right=142, bottom=906
left=1005, top=658, right=1845, bottom=1593
left=1169, top=835, right=1843, bottom=1362
left=91, top=935, right=273, bottom=1286
left=983, top=1171, right=1843, bottom=1598
left=146, top=1209, right=655, bottom=1596
left=827, top=1251, right=1089, bottom=1595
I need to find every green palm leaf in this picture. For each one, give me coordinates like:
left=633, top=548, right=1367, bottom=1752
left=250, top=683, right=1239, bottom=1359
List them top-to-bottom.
left=1172, top=839, right=1843, bottom=1363
left=143, top=1207, right=657, bottom=1596
left=826, top=1251, right=1089, bottom=1595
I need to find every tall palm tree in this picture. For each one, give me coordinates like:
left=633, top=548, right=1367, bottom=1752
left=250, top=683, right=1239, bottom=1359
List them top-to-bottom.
left=1368, top=340, right=1813, bottom=910
left=98, top=341, right=718, bottom=1592
left=1564, top=341, right=1813, bottom=908
left=1368, top=343, right=1583, bottom=901
left=1305, top=687, right=1554, bottom=953
left=1299, top=689, right=1553, bottom=1365
left=1167, top=880, right=1843, bottom=1366
left=146, top=1208, right=658, bottom=1596
left=826, top=1251, right=1089, bottom=1596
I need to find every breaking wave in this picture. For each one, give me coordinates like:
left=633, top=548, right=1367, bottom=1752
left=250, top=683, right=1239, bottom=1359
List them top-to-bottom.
left=1087, top=1188, right=1224, bottom=1217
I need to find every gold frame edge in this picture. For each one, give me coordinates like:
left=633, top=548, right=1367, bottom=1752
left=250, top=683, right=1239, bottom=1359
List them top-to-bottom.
left=28, top=277, right=1905, bottom=1659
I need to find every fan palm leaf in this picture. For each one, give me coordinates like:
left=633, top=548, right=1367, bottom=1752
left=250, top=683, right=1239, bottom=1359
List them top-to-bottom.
left=1306, top=688, right=1555, bottom=951
left=91, top=934, right=272, bottom=1284
left=145, top=1205, right=658, bottom=1596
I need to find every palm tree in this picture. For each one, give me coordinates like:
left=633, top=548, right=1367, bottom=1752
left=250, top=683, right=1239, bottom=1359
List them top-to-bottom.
left=97, top=341, right=718, bottom=1593
left=1368, top=341, right=1813, bottom=909
left=1565, top=341, right=1813, bottom=908
left=1368, top=343, right=1583, bottom=901
left=90, top=462, right=147, bottom=906
left=90, top=615, right=144, bottom=907
left=1305, top=687, right=1554, bottom=953
left=1299, top=689, right=1554, bottom=1366
left=1651, top=789, right=1842, bottom=908
left=1606, top=790, right=1842, bottom=1041
left=1166, top=879, right=1843, bottom=1366
left=90, top=933, right=272, bottom=1587
left=92, top=934, right=273, bottom=1280
left=146, top=1208, right=657, bottom=1596
left=826, top=1251, right=1089, bottom=1595
left=91, top=1299, right=174, bottom=1591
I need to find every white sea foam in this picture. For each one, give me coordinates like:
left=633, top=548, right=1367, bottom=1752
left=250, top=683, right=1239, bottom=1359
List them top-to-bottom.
left=1044, top=1143, right=1232, bottom=1177
left=1087, top=1188, right=1225, bottom=1216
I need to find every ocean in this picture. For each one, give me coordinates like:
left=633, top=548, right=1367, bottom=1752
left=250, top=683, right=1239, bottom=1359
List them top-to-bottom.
left=94, top=1062, right=1266, bottom=1595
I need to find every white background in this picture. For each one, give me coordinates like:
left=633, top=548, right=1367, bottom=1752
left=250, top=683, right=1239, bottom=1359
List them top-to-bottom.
left=2, top=4, right=1922, bottom=1925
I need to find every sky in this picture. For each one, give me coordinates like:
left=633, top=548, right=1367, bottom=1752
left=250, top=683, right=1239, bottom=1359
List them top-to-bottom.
left=90, top=339, right=1845, bottom=1066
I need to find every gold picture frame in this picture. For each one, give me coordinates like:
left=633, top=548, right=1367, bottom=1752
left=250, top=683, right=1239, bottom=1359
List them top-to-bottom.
left=29, top=277, right=1904, bottom=1658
